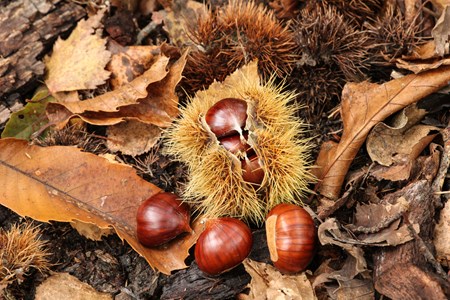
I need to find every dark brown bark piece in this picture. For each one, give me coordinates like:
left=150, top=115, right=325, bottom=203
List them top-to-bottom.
left=0, top=0, right=85, bottom=100
left=373, top=179, right=450, bottom=299
left=159, top=229, right=269, bottom=299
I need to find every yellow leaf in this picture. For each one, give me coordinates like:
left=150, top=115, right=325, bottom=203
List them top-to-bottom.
left=45, top=8, right=111, bottom=93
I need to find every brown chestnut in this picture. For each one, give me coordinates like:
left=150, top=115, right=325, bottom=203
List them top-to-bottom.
left=205, top=98, right=247, bottom=138
left=219, top=132, right=250, bottom=154
left=241, top=154, right=264, bottom=184
left=136, top=192, right=191, bottom=247
left=266, top=204, right=316, bottom=273
left=195, top=217, right=252, bottom=275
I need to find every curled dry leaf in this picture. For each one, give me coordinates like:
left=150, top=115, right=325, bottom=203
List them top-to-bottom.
left=432, top=6, right=450, bottom=57
left=45, top=8, right=111, bottom=93
left=107, top=41, right=162, bottom=90
left=396, top=41, right=450, bottom=73
left=104, top=43, right=179, bottom=155
left=46, top=51, right=187, bottom=129
left=313, top=65, right=450, bottom=201
left=366, top=103, right=439, bottom=181
left=0, top=138, right=201, bottom=275
left=349, top=197, right=409, bottom=232
left=318, top=218, right=367, bottom=276
left=313, top=258, right=374, bottom=299
left=239, top=259, right=316, bottom=300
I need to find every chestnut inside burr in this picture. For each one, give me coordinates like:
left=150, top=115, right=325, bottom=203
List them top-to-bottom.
left=205, top=98, right=264, bottom=185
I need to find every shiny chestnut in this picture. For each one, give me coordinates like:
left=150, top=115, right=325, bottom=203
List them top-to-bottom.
left=205, top=98, right=247, bottom=138
left=219, top=133, right=250, bottom=154
left=241, top=154, right=264, bottom=184
left=136, top=192, right=191, bottom=247
left=266, top=204, right=316, bottom=273
left=195, top=217, right=252, bottom=275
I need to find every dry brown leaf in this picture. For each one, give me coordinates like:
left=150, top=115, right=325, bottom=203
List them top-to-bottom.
left=163, top=0, right=208, bottom=47
left=431, top=1, right=450, bottom=14
left=432, top=6, right=450, bottom=56
left=45, top=9, right=111, bottom=93
left=107, top=41, right=161, bottom=90
left=395, top=41, right=450, bottom=73
left=103, top=44, right=177, bottom=155
left=46, top=51, right=187, bottom=129
left=47, top=54, right=170, bottom=124
left=396, top=57, right=450, bottom=74
left=314, top=65, right=450, bottom=200
left=366, top=104, right=439, bottom=166
left=106, top=120, right=162, bottom=155
left=0, top=138, right=201, bottom=274
left=434, top=196, right=450, bottom=267
left=352, top=197, right=409, bottom=230
left=318, top=219, right=367, bottom=275
left=70, top=220, right=113, bottom=241
left=239, top=259, right=316, bottom=300
left=35, top=273, right=112, bottom=300
left=335, top=278, right=374, bottom=300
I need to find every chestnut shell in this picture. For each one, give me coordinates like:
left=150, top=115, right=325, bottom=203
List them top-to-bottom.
left=205, top=98, right=247, bottom=138
left=219, top=133, right=250, bottom=154
left=241, top=154, right=264, bottom=184
left=136, top=192, right=191, bottom=247
left=266, top=204, right=316, bottom=273
left=195, top=217, right=253, bottom=275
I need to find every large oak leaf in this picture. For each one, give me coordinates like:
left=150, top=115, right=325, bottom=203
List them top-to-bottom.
left=314, top=66, right=450, bottom=200
left=0, top=138, right=200, bottom=274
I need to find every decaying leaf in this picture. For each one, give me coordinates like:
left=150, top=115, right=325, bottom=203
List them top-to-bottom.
left=163, top=0, right=208, bottom=47
left=432, top=6, right=450, bottom=57
left=45, top=9, right=111, bottom=93
left=107, top=41, right=162, bottom=90
left=395, top=41, right=450, bottom=73
left=103, top=44, right=179, bottom=155
left=46, top=51, right=187, bottom=129
left=47, top=54, right=170, bottom=126
left=313, top=65, right=450, bottom=201
left=1, top=86, right=55, bottom=140
left=367, top=103, right=439, bottom=167
left=106, top=120, right=162, bottom=156
left=433, top=125, right=450, bottom=267
left=0, top=138, right=201, bottom=274
left=434, top=188, right=450, bottom=267
left=350, top=197, right=409, bottom=231
left=318, top=218, right=367, bottom=277
left=313, top=256, right=372, bottom=295
left=313, top=257, right=374, bottom=300
left=239, top=259, right=316, bottom=300
left=35, top=273, right=112, bottom=300
left=335, top=278, right=374, bottom=300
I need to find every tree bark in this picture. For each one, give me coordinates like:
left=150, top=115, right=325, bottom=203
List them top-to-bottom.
left=0, top=0, right=85, bottom=100
left=373, top=178, right=450, bottom=299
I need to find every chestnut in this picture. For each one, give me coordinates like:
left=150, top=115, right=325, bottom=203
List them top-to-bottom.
left=205, top=98, right=247, bottom=138
left=219, top=132, right=250, bottom=154
left=241, top=154, right=264, bottom=184
left=136, top=192, right=191, bottom=247
left=265, top=204, right=316, bottom=273
left=195, top=217, right=252, bottom=275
